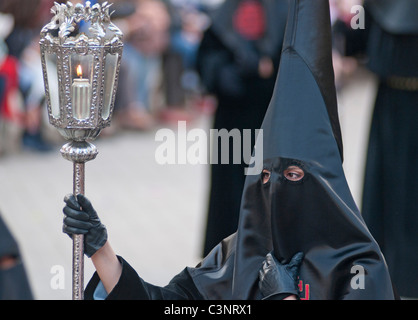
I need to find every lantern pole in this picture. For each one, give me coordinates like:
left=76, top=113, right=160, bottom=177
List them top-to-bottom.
left=39, top=1, right=123, bottom=300
left=61, top=141, right=98, bottom=300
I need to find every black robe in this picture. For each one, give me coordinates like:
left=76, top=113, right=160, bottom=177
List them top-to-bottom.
left=334, top=0, right=418, bottom=298
left=0, top=214, right=33, bottom=300
left=85, top=256, right=203, bottom=300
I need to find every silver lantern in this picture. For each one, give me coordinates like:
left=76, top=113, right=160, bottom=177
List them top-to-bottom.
left=40, top=1, right=123, bottom=300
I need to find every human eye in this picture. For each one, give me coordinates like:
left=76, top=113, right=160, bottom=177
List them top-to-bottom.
left=283, top=166, right=304, bottom=182
left=262, top=169, right=271, bottom=184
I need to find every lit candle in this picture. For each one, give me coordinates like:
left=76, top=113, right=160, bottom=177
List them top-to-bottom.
left=72, top=65, right=91, bottom=120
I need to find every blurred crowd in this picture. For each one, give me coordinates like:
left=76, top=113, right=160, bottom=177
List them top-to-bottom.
left=0, top=0, right=221, bottom=156
left=0, top=0, right=370, bottom=157
left=0, top=0, right=367, bottom=157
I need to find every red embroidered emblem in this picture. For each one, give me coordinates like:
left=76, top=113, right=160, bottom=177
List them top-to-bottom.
left=233, top=0, right=266, bottom=40
left=298, top=279, right=310, bottom=300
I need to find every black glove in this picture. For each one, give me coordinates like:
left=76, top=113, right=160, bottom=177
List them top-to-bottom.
left=62, top=194, right=107, bottom=257
left=258, top=252, right=304, bottom=300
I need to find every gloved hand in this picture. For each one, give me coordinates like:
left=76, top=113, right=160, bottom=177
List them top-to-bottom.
left=62, top=194, right=107, bottom=258
left=258, top=252, right=304, bottom=300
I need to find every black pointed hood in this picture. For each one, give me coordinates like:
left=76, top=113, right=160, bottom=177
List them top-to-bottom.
left=188, top=0, right=395, bottom=300
left=261, top=0, right=343, bottom=163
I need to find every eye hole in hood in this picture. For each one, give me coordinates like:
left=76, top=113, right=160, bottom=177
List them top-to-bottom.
left=262, top=163, right=305, bottom=185
left=283, top=165, right=304, bottom=182
left=262, top=169, right=271, bottom=184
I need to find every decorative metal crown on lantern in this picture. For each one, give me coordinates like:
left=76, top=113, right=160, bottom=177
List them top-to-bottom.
left=40, top=1, right=123, bottom=141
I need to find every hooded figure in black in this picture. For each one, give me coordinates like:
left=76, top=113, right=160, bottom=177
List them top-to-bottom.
left=66, top=0, right=395, bottom=300
left=188, top=0, right=395, bottom=300
left=333, top=0, right=418, bottom=298
left=0, top=214, right=33, bottom=300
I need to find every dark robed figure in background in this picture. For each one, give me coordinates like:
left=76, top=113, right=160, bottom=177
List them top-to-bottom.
left=62, top=0, right=397, bottom=300
left=196, top=0, right=289, bottom=256
left=334, top=0, right=418, bottom=298
left=0, top=214, right=33, bottom=299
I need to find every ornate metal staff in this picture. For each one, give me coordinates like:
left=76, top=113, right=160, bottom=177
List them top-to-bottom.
left=39, top=1, right=123, bottom=300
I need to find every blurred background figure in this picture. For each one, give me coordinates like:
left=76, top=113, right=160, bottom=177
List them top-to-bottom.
left=0, top=0, right=58, bottom=155
left=110, top=0, right=210, bottom=131
left=111, top=0, right=170, bottom=131
left=157, top=0, right=211, bottom=124
left=197, top=0, right=289, bottom=256
left=333, top=0, right=418, bottom=299
left=0, top=5, right=23, bottom=156
left=0, top=213, right=33, bottom=300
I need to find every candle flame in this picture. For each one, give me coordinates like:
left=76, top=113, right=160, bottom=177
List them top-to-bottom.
left=76, top=65, right=83, bottom=78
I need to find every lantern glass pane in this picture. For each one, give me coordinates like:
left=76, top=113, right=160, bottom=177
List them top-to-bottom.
left=45, top=53, right=60, bottom=119
left=102, top=53, right=118, bottom=120
left=70, top=54, right=93, bottom=120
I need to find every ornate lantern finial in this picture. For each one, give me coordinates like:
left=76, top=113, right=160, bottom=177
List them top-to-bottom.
left=40, top=1, right=123, bottom=141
